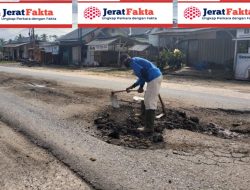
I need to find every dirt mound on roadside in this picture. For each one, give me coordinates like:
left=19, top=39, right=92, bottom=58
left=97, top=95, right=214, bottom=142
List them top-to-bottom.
left=94, top=104, right=242, bottom=149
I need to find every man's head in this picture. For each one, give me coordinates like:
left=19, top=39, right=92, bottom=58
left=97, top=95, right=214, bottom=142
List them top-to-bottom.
left=120, top=53, right=132, bottom=68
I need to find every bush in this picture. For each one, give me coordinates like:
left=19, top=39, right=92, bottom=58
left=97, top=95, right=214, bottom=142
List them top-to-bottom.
left=157, top=48, right=185, bottom=71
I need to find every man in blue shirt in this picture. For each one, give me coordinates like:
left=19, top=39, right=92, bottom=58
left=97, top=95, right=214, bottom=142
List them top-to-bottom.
left=121, top=54, right=163, bottom=135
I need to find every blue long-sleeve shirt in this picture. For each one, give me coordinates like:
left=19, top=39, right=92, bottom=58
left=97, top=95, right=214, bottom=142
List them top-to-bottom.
left=130, top=57, right=162, bottom=88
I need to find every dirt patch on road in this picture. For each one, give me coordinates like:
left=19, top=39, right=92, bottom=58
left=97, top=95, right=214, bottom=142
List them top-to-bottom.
left=93, top=103, right=249, bottom=149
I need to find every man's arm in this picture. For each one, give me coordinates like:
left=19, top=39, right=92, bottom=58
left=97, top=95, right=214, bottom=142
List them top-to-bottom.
left=126, top=60, right=145, bottom=93
left=126, top=77, right=145, bottom=94
left=126, top=78, right=145, bottom=91
left=135, top=78, right=145, bottom=88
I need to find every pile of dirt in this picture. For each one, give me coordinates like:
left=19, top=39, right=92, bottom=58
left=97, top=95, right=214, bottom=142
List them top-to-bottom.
left=94, top=104, right=242, bottom=149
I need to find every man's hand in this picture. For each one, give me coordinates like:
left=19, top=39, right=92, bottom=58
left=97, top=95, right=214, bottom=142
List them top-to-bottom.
left=126, top=83, right=137, bottom=93
left=126, top=86, right=133, bottom=93
left=137, top=87, right=144, bottom=93
left=126, top=88, right=131, bottom=93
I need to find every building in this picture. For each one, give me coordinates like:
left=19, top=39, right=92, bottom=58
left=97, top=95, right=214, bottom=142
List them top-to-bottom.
left=58, top=28, right=153, bottom=67
left=151, top=28, right=236, bottom=70
left=233, top=29, right=250, bottom=80
left=2, top=36, right=42, bottom=62
left=86, top=36, right=139, bottom=67
left=3, top=37, right=32, bottom=61
left=38, top=42, right=60, bottom=65
left=128, top=44, right=158, bottom=61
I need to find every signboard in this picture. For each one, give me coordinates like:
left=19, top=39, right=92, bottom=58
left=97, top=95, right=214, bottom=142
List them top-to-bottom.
left=0, top=0, right=72, bottom=28
left=78, top=0, right=173, bottom=28
left=178, top=0, right=250, bottom=28
left=237, top=29, right=250, bottom=38
left=89, top=45, right=109, bottom=51
left=44, top=46, right=59, bottom=54
left=235, top=53, right=250, bottom=80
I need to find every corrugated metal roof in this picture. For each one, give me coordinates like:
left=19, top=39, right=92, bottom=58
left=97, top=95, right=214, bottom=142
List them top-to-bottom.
left=58, top=28, right=97, bottom=41
left=59, top=28, right=153, bottom=41
left=128, top=28, right=152, bottom=36
left=151, top=28, right=215, bottom=35
left=151, top=28, right=237, bottom=37
left=86, top=38, right=117, bottom=46
left=3, top=42, right=30, bottom=48
left=39, top=42, right=59, bottom=48
left=129, top=44, right=150, bottom=52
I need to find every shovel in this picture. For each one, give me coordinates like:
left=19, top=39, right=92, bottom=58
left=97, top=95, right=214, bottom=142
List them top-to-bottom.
left=111, top=89, right=137, bottom=108
left=111, top=90, right=166, bottom=118
left=156, top=94, right=166, bottom=119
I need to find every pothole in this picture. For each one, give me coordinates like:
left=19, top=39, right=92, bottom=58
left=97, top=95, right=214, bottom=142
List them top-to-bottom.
left=94, top=103, right=245, bottom=149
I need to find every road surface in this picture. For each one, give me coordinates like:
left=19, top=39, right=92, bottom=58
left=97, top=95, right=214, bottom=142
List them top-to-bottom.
left=0, top=66, right=249, bottom=110
left=0, top=89, right=249, bottom=190
left=0, top=121, right=92, bottom=190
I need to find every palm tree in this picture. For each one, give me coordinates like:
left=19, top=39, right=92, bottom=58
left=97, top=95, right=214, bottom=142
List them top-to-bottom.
left=40, top=33, right=48, bottom=42
left=15, top=34, right=24, bottom=42
left=49, top=35, right=58, bottom=41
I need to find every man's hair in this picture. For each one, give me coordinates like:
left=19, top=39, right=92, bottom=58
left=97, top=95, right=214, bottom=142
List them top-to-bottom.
left=120, top=53, right=131, bottom=68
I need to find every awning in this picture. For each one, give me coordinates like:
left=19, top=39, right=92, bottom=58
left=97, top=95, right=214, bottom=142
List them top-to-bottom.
left=86, top=38, right=117, bottom=46
left=86, top=38, right=118, bottom=51
left=232, top=38, right=250, bottom=41
left=3, top=42, right=30, bottom=48
left=129, top=44, right=150, bottom=52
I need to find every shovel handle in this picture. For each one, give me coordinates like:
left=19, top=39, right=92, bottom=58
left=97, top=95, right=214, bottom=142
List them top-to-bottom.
left=111, top=89, right=137, bottom=94
left=158, top=94, right=166, bottom=115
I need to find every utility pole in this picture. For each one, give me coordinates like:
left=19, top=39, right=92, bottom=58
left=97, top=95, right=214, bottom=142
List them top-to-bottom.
left=29, top=28, right=35, bottom=60
left=78, top=28, right=82, bottom=67
left=117, top=37, right=121, bottom=67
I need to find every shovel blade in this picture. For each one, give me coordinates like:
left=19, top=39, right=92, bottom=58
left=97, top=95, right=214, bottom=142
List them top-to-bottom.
left=111, top=94, right=120, bottom=108
left=133, top=96, right=144, bottom=102
left=156, top=113, right=165, bottom=119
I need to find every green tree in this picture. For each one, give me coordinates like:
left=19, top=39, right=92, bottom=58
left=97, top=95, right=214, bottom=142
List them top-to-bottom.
left=40, top=33, right=48, bottom=42
left=15, top=34, right=24, bottom=42
left=49, top=35, right=58, bottom=41
left=157, top=48, right=185, bottom=72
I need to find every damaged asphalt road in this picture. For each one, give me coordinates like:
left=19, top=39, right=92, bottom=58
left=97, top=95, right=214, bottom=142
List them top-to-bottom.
left=0, top=66, right=250, bottom=111
left=0, top=87, right=250, bottom=190
left=0, top=121, right=92, bottom=190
